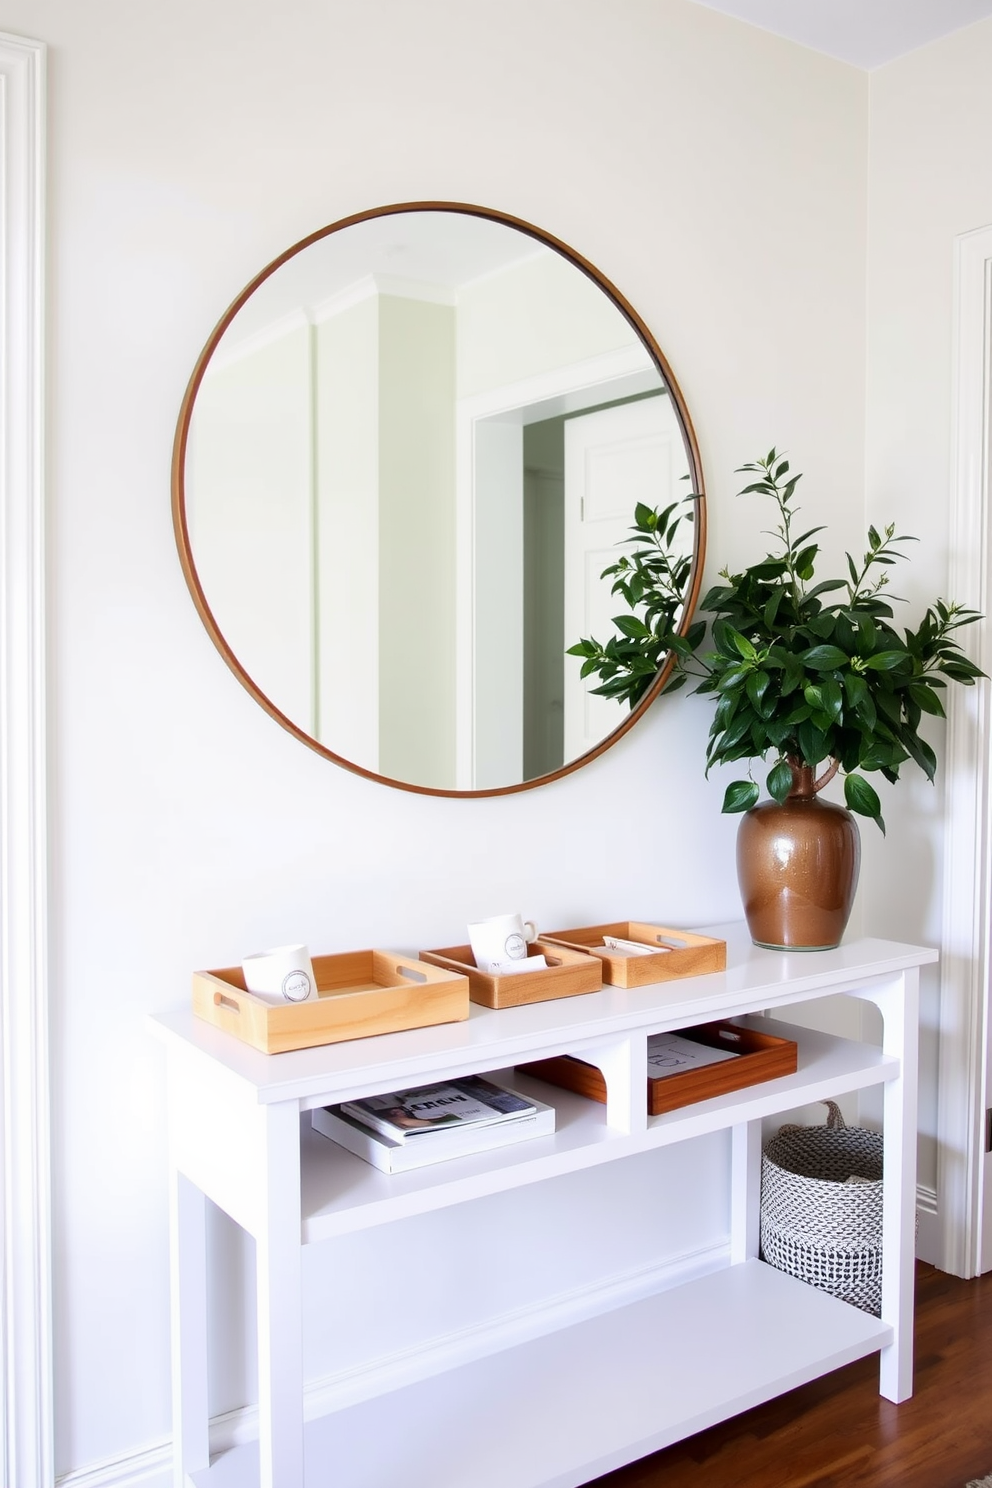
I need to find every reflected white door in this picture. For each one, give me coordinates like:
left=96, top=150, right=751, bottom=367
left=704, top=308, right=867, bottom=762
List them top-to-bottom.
left=563, top=395, right=685, bottom=762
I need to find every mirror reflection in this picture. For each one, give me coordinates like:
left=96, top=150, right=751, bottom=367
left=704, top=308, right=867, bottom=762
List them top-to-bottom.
left=178, top=206, right=702, bottom=793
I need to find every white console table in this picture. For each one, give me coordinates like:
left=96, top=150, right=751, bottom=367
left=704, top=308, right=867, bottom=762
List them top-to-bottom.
left=151, top=923, right=933, bottom=1488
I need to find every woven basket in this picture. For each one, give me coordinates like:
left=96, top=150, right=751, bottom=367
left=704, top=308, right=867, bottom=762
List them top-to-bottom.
left=760, top=1100, right=883, bottom=1315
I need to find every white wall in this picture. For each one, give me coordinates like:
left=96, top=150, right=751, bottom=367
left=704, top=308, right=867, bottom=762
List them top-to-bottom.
left=0, top=0, right=872, bottom=1478
left=864, top=17, right=992, bottom=1203
left=456, top=248, right=641, bottom=398
left=316, top=294, right=380, bottom=765
left=377, top=294, right=457, bottom=787
left=188, top=325, right=314, bottom=728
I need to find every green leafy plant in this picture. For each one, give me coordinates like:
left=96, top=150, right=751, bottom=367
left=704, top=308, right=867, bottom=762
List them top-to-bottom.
left=569, top=450, right=984, bottom=833
left=566, top=495, right=704, bottom=708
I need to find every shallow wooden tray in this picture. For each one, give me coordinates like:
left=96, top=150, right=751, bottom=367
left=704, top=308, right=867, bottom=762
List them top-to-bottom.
left=541, top=921, right=726, bottom=988
left=419, top=939, right=602, bottom=1009
left=192, top=950, right=470, bottom=1055
left=520, top=1021, right=798, bottom=1114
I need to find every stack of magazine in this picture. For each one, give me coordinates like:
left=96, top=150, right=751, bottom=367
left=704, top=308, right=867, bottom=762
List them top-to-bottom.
left=312, top=1075, right=556, bottom=1173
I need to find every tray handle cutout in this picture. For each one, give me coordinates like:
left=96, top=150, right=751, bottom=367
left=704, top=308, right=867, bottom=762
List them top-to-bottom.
left=655, top=934, right=690, bottom=949
left=396, top=963, right=427, bottom=983
left=213, top=990, right=241, bottom=1014
left=718, top=1028, right=743, bottom=1042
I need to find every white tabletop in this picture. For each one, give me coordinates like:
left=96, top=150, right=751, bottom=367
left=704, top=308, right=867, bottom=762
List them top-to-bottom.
left=149, top=922, right=936, bottom=1106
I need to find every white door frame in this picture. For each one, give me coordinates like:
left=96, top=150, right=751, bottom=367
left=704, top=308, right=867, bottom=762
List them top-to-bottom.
left=0, top=30, right=53, bottom=1486
left=938, top=222, right=992, bottom=1277
left=453, top=345, right=657, bottom=788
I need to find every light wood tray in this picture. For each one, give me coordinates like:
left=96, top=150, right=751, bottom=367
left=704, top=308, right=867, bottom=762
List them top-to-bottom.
left=541, top=921, right=726, bottom=988
left=419, top=939, right=602, bottom=1009
left=192, top=950, right=470, bottom=1055
left=521, top=1021, right=798, bottom=1115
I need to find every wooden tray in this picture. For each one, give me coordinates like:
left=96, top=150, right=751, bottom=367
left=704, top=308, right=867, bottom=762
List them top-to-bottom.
left=541, top=921, right=726, bottom=988
left=419, top=939, right=602, bottom=1009
left=192, top=950, right=470, bottom=1055
left=520, top=1021, right=798, bottom=1114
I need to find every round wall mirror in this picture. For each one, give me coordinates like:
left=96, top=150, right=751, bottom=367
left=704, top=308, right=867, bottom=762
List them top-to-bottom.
left=173, top=203, right=706, bottom=796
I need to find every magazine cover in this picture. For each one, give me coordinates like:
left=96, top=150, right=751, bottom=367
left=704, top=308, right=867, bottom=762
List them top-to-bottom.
left=341, top=1076, right=537, bottom=1142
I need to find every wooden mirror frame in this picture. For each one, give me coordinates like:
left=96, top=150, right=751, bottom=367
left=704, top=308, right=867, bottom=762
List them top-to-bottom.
left=172, top=201, right=706, bottom=797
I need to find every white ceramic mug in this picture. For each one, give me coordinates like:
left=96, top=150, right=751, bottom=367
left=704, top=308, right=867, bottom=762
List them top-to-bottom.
left=467, top=913, right=538, bottom=974
left=242, top=943, right=317, bottom=1005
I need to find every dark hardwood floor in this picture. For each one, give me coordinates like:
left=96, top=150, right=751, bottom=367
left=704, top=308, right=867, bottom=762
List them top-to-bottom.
left=586, top=1264, right=992, bottom=1488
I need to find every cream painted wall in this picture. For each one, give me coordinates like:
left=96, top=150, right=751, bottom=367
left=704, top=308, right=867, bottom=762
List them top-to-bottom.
left=1, top=0, right=870, bottom=1477
left=865, top=18, right=992, bottom=1192
left=456, top=248, right=641, bottom=398
left=378, top=294, right=457, bottom=787
left=316, top=295, right=380, bottom=766
left=187, top=326, right=314, bottom=728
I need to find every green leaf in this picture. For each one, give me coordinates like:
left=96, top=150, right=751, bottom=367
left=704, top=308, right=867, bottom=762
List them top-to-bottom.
left=794, top=545, right=818, bottom=580
left=804, top=579, right=848, bottom=601
left=613, top=614, right=652, bottom=640
left=856, top=616, right=878, bottom=652
left=728, top=628, right=759, bottom=661
left=802, top=644, right=849, bottom=671
left=863, top=650, right=909, bottom=671
left=780, top=655, right=805, bottom=696
left=716, top=664, right=751, bottom=692
left=746, top=670, right=771, bottom=711
left=843, top=672, right=867, bottom=707
left=818, top=677, right=844, bottom=722
left=908, top=683, right=945, bottom=718
left=797, top=721, right=827, bottom=768
left=766, top=759, right=793, bottom=803
left=844, top=772, right=885, bottom=835
left=722, top=780, right=760, bottom=814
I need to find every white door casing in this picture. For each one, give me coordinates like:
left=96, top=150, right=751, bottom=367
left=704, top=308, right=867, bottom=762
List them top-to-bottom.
left=0, top=29, right=52, bottom=1488
left=940, top=221, right=992, bottom=1277
left=454, top=345, right=657, bottom=789
left=563, top=396, right=686, bottom=763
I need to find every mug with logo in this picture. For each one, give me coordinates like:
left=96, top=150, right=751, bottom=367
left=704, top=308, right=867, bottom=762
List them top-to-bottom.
left=467, top=913, right=539, bottom=974
left=242, top=943, right=318, bottom=1005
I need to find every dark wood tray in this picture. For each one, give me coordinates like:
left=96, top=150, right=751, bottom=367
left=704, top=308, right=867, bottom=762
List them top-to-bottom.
left=520, top=1021, right=798, bottom=1114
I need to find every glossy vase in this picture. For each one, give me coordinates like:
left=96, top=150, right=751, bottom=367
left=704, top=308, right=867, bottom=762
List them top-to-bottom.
left=736, top=765, right=861, bottom=950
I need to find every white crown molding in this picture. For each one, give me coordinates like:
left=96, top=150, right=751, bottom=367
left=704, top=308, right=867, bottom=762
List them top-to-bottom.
left=0, top=31, right=52, bottom=1488
left=938, top=222, right=992, bottom=1278
left=203, top=269, right=459, bottom=378
left=369, top=271, right=457, bottom=307
left=309, top=272, right=378, bottom=324
left=201, top=305, right=312, bottom=376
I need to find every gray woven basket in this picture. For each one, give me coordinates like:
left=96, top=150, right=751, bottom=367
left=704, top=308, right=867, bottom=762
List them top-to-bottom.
left=760, top=1100, right=883, bottom=1316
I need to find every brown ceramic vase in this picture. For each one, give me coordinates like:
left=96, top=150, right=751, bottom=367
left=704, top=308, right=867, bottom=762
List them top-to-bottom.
left=736, top=764, right=861, bottom=951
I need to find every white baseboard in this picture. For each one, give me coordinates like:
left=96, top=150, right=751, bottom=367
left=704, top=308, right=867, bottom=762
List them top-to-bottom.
left=916, top=1181, right=941, bottom=1266
left=55, top=1238, right=729, bottom=1486
left=55, top=1440, right=172, bottom=1488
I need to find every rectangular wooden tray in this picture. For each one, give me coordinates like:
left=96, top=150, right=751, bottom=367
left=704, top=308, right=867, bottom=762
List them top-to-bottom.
left=540, top=921, right=726, bottom=988
left=419, top=939, right=602, bottom=1009
left=192, top=950, right=470, bottom=1055
left=520, top=1021, right=798, bottom=1114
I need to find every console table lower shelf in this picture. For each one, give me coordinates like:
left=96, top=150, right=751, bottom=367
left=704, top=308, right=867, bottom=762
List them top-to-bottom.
left=153, top=924, right=931, bottom=1488
left=189, top=1260, right=891, bottom=1488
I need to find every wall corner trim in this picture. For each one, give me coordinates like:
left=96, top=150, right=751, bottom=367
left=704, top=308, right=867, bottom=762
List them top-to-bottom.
left=0, top=28, right=53, bottom=1488
left=939, top=221, right=992, bottom=1279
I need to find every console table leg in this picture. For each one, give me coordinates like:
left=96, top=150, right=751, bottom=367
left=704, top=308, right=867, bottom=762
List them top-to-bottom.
left=870, top=969, right=920, bottom=1404
left=580, top=1037, right=648, bottom=1135
left=256, top=1104, right=305, bottom=1488
left=730, top=1119, right=762, bottom=1263
left=169, top=1169, right=209, bottom=1487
